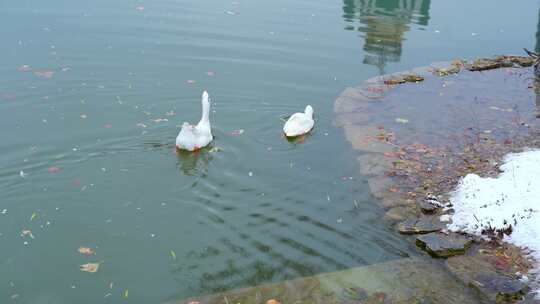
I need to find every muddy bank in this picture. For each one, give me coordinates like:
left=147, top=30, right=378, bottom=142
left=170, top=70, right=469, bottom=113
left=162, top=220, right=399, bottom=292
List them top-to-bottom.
left=334, top=55, right=540, bottom=302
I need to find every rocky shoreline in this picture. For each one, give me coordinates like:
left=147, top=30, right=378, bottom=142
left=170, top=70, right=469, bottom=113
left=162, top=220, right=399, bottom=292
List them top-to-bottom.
left=334, top=55, right=540, bottom=302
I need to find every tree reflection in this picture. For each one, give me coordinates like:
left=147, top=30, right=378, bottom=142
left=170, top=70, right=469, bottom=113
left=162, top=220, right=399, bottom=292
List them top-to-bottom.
left=343, top=0, right=431, bottom=74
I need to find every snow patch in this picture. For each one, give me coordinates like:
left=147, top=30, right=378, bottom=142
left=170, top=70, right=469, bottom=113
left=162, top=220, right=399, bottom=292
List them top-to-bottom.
left=447, top=150, right=540, bottom=297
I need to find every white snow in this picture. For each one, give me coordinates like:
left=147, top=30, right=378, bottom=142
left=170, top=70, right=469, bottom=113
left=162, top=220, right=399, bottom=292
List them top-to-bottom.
left=446, top=150, right=540, bottom=296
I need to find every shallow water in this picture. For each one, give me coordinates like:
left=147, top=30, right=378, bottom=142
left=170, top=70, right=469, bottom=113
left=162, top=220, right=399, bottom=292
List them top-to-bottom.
left=0, top=0, right=538, bottom=302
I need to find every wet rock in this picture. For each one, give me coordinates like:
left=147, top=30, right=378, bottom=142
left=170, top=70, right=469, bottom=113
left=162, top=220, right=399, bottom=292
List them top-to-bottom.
left=495, top=55, right=535, bottom=67
left=467, top=58, right=505, bottom=71
left=434, top=59, right=463, bottom=76
left=383, top=74, right=424, bottom=85
left=403, top=74, right=424, bottom=82
left=418, top=200, right=439, bottom=213
left=384, top=206, right=417, bottom=222
left=398, top=217, right=444, bottom=234
left=416, top=233, right=472, bottom=258
left=446, top=250, right=529, bottom=303
left=478, top=274, right=528, bottom=303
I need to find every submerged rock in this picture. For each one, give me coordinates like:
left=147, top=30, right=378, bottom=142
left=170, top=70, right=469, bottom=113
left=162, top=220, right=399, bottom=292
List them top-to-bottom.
left=397, top=217, right=443, bottom=234
left=416, top=233, right=472, bottom=258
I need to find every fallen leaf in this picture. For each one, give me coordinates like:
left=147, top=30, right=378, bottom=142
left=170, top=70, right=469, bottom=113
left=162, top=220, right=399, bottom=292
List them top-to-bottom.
left=17, top=65, right=32, bottom=72
left=33, top=70, right=55, bottom=79
left=395, top=118, right=409, bottom=124
left=230, top=129, right=244, bottom=136
left=48, top=166, right=60, bottom=173
left=388, top=186, right=400, bottom=193
left=30, top=212, right=37, bottom=221
left=21, top=229, right=34, bottom=239
left=78, top=246, right=95, bottom=255
left=170, top=250, right=176, bottom=260
left=80, top=262, right=100, bottom=273
left=123, top=289, right=129, bottom=298
left=266, top=300, right=281, bottom=304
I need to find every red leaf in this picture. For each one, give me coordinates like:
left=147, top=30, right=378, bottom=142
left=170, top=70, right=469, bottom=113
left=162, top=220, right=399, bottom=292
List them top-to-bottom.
left=48, top=166, right=61, bottom=173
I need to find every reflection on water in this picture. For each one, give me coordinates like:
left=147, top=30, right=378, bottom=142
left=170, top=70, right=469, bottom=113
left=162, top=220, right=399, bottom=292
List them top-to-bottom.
left=343, top=0, right=430, bottom=73
left=536, top=9, right=540, bottom=52
left=176, top=149, right=214, bottom=176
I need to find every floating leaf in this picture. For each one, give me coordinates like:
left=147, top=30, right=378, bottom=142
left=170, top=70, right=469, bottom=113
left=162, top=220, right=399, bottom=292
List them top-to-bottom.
left=17, top=65, right=32, bottom=72
left=33, top=70, right=55, bottom=79
left=395, top=118, right=409, bottom=124
left=230, top=129, right=244, bottom=136
left=48, top=166, right=60, bottom=173
left=30, top=212, right=37, bottom=221
left=21, top=229, right=34, bottom=239
left=78, top=246, right=95, bottom=255
left=170, top=250, right=176, bottom=260
left=80, top=262, right=100, bottom=273
left=123, top=289, right=129, bottom=298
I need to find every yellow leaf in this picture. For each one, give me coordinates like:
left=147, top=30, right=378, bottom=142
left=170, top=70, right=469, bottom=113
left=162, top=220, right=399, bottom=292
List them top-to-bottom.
left=30, top=212, right=37, bottom=221
left=78, top=246, right=95, bottom=255
left=80, top=262, right=100, bottom=273
left=123, top=289, right=129, bottom=298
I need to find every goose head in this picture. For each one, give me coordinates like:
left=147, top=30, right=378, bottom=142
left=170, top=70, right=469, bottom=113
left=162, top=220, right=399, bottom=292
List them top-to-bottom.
left=304, top=105, right=314, bottom=118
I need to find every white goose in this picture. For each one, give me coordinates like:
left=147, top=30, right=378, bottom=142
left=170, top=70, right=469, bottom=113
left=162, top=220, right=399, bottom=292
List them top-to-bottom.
left=176, top=91, right=213, bottom=151
left=283, top=105, right=314, bottom=137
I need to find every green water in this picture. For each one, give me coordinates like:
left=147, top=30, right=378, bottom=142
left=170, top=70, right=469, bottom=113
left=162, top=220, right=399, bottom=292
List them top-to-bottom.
left=0, top=0, right=538, bottom=302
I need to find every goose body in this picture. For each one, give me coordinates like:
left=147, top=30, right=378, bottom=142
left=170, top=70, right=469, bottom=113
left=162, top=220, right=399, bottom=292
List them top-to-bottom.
left=176, top=91, right=213, bottom=151
left=283, top=105, right=314, bottom=137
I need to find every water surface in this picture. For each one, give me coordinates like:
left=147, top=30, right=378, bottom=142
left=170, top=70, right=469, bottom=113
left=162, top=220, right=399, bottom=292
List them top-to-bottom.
left=0, top=0, right=538, bottom=302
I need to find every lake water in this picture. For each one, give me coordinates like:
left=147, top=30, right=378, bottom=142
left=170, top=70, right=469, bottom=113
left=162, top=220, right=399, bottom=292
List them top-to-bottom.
left=0, top=0, right=538, bottom=302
